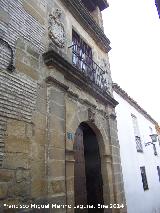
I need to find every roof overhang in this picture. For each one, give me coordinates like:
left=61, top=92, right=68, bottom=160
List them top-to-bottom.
left=81, top=0, right=109, bottom=12
left=155, top=0, right=160, bottom=18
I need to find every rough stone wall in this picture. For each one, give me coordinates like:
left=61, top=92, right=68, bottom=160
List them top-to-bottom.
left=0, top=0, right=47, bottom=205
left=0, top=0, right=46, bottom=56
left=0, top=69, right=37, bottom=171
left=0, top=70, right=37, bottom=122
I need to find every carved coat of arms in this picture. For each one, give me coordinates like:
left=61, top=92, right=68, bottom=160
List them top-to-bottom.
left=48, top=9, right=65, bottom=48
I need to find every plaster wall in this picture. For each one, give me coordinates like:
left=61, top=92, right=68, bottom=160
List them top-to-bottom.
left=114, top=92, right=160, bottom=213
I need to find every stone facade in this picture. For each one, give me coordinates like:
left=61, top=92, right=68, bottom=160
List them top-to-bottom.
left=0, top=0, right=126, bottom=212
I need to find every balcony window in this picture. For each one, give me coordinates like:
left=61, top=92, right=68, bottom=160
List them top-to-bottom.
left=69, top=30, right=108, bottom=92
left=140, top=166, right=149, bottom=191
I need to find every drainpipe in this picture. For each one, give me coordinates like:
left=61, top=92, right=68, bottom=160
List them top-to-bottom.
left=65, top=94, right=68, bottom=213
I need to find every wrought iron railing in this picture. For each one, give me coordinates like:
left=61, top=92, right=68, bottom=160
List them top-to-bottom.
left=68, top=44, right=108, bottom=92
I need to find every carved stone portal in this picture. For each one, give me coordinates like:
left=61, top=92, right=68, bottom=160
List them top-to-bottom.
left=48, top=9, right=65, bottom=48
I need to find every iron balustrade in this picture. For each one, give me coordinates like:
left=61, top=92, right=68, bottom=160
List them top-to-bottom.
left=69, top=44, right=109, bottom=92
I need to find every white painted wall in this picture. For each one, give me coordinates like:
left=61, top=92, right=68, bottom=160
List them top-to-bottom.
left=114, top=92, right=160, bottom=213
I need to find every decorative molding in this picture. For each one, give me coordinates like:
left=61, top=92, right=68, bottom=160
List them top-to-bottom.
left=48, top=9, right=65, bottom=48
left=0, top=38, right=15, bottom=72
left=45, top=76, right=69, bottom=91
left=113, top=83, right=158, bottom=125
left=67, top=90, right=79, bottom=99
left=88, top=108, right=95, bottom=122
left=110, top=112, right=117, bottom=120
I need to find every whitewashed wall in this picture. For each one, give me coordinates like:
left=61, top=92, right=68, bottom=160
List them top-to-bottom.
left=114, top=91, right=160, bottom=213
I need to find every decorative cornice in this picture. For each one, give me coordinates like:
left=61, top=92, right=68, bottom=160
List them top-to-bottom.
left=61, top=0, right=111, bottom=53
left=81, top=0, right=109, bottom=11
left=100, top=0, right=109, bottom=11
left=155, top=0, right=160, bottom=18
left=43, top=50, right=118, bottom=108
left=113, top=83, right=158, bottom=125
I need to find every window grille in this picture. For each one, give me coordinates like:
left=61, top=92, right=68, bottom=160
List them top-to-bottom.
left=69, top=30, right=108, bottom=92
left=135, top=136, right=143, bottom=152
left=140, top=166, right=149, bottom=190
left=157, top=166, right=160, bottom=182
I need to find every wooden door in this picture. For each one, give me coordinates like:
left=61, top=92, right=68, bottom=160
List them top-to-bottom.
left=74, top=125, right=104, bottom=212
left=74, top=127, right=87, bottom=210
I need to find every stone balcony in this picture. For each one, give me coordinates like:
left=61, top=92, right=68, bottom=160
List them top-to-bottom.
left=43, top=47, right=118, bottom=108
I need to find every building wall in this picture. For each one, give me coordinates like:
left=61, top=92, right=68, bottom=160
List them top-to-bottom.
left=0, top=0, right=126, bottom=212
left=114, top=92, right=160, bottom=213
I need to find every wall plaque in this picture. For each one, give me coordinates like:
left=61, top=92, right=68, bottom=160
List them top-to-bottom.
left=67, top=132, right=74, bottom=142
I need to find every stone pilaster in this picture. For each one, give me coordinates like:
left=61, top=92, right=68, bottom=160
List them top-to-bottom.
left=46, top=82, right=66, bottom=212
left=107, top=109, right=127, bottom=213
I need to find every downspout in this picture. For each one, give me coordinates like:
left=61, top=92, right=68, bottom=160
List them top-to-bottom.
left=64, top=93, right=68, bottom=212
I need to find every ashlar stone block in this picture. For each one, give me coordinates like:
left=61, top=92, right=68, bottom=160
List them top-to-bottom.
left=23, top=1, right=45, bottom=25
left=16, top=60, right=39, bottom=80
left=48, top=114, right=65, bottom=133
left=7, top=120, right=26, bottom=139
left=49, top=130, right=65, bottom=149
left=5, top=136, right=30, bottom=154
left=48, top=147, right=65, bottom=161
left=3, top=153, right=29, bottom=169
left=48, top=160, right=65, bottom=178
left=0, top=170, right=14, bottom=182
left=31, top=178, right=47, bottom=198
left=49, top=179, right=65, bottom=195
left=0, top=183, right=8, bottom=199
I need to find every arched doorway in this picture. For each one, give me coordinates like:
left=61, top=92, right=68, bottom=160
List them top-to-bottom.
left=74, top=122, right=104, bottom=212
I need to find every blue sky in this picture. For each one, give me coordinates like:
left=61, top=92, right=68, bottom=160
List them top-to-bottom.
left=102, top=0, right=160, bottom=124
